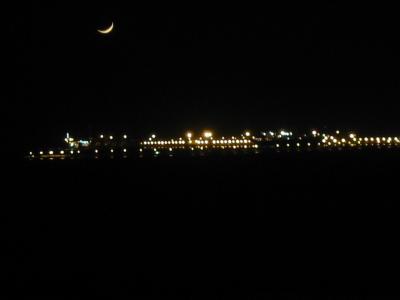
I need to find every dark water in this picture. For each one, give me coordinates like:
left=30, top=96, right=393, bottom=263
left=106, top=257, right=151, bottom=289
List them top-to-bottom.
left=2, top=151, right=399, bottom=298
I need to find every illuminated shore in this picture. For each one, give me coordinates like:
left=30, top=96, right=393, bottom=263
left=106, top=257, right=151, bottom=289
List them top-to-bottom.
left=27, top=130, right=400, bottom=160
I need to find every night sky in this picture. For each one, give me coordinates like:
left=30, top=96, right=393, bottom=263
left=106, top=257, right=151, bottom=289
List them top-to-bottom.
left=14, top=2, right=400, bottom=151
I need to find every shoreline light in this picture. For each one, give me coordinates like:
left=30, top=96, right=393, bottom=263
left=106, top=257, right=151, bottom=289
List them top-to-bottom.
left=203, top=131, right=213, bottom=139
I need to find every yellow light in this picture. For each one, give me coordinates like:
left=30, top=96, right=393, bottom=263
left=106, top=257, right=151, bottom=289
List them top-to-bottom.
left=312, top=130, right=317, bottom=135
left=336, top=130, right=340, bottom=135
left=203, top=131, right=213, bottom=139
left=245, top=131, right=251, bottom=137
left=186, top=132, right=193, bottom=139
left=152, top=134, right=156, bottom=139
left=349, top=134, right=355, bottom=139
left=100, top=135, right=104, bottom=139
left=123, top=135, right=127, bottom=139
left=110, top=136, right=114, bottom=140
left=364, top=138, right=369, bottom=142
left=341, top=139, right=346, bottom=143
left=296, top=143, right=300, bottom=147
left=276, top=144, right=280, bottom=148
left=95, top=149, right=99, bottom=153
left=111, top=149, right=114, bottom=153
left=123, top=149, right=127, bottom=153
left=40, top=151, right=44, bottom=155
left=49, top=151, right=54, bottom=155
left=60, top=151, right=64, bottom=155
left=70, top=151, right=74, bottom=154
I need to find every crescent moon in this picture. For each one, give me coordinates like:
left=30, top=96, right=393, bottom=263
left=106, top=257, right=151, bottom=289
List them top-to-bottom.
left=98, top=22, right=114, bottom=34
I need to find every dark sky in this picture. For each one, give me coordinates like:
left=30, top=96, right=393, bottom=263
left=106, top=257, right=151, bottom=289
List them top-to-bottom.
left=14, top=2, right=400, bottom=149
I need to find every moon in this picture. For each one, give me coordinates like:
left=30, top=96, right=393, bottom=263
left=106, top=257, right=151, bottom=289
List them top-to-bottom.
left=98, top=22, right=114, bottom=34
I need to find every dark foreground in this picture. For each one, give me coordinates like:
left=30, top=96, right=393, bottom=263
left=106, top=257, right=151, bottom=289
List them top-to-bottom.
left=2, top=150, right=399, bottom=298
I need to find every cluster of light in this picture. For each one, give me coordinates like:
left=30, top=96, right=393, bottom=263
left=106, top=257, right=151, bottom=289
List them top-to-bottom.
left=30, top=130, right=400, bottom=160
left=203, top=131, right=213, bottom=139
left=280, top=131, right=292, bottom=137
left=318, top=132, right=400, bottom=149
left=212, top=139, right=251, bottom=145
left=143, top=140, right=187, bottom=146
